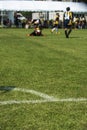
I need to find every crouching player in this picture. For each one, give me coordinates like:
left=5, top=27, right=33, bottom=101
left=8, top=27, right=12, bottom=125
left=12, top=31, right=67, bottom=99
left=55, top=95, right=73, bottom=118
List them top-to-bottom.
left=27, top=26, right=43, bottom=36
left=30, top=26, right=43, bottom=36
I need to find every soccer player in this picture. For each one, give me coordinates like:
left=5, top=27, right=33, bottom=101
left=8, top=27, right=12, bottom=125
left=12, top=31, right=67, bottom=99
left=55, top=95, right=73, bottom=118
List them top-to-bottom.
left=64, top=7, right=73, bottom=38
left=51, top=13, right=60, bottom=34
left=27, top=19, right=43, bottom=36
left=27, top=26, right=43, bottom=36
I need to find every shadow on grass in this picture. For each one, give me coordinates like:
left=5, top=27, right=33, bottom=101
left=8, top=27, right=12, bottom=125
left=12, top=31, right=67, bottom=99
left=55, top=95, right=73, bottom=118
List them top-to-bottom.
left=0, top=86, right=15, bottom=93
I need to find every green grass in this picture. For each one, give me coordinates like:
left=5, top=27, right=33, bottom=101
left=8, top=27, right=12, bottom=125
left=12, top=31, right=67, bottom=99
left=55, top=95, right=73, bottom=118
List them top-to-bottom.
left=0, top=28, right=87, bottom=130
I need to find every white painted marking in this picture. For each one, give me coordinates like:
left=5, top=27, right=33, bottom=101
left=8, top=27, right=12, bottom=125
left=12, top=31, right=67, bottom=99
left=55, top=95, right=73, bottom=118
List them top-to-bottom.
left=0, top=87, right=87, bottom=105
left=0, top=87, right=57, bottom=100
left=13, top=88, right=57, bottom=100
left=0, top=98, right=87, bottom=105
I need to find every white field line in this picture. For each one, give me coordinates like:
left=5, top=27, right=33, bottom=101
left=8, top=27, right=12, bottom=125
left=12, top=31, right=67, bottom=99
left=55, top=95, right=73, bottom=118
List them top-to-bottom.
left=0, top=87, right=87, bottom=105
left=2, top=87, right=57, bottom=100
left=14, top=88, right=56, bottom=100
left=0, top=98, right=87, bottom=105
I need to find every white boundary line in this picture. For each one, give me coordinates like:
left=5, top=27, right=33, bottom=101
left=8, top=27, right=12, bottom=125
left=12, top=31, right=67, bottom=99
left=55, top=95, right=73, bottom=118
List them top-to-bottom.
left=0, top=87, right=87, bottom=105
left=0, top=87, right=57, bottom=100
left=14, top=88, right=57, bottom=100
left=0, top=98, right=87, bottom=105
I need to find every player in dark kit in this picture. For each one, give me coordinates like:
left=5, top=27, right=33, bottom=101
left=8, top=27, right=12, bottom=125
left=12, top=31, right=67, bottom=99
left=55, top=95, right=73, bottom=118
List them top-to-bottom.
left=64, top=7, right=73, bottom=38
left=51, top=13, right=60, bottom=34
left=27, top=19, right=43, bottom=36
left=29, top=26, right=43, bottom=36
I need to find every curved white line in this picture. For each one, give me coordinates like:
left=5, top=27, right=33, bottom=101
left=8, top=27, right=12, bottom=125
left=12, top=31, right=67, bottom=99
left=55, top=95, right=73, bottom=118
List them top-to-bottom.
left=0, top=87, right=87, bottom=105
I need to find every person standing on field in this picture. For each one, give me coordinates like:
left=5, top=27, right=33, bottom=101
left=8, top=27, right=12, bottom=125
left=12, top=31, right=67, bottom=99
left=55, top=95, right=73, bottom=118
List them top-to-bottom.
left=64, top=7, right=73, bottom=38
left=51, top=13, right=60, bottom=34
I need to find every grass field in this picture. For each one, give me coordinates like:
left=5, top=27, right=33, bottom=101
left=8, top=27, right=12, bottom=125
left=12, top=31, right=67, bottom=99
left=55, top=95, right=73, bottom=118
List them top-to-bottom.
left=0, top=28, right=87, bottom=130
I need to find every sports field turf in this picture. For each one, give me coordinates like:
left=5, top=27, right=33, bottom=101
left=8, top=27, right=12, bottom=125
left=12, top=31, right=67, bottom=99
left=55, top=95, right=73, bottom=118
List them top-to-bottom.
left=0, top=28, right=87, bottom=130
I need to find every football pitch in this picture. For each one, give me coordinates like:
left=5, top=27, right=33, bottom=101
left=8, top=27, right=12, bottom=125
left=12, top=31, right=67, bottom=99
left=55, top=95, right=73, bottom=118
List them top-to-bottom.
left=0, top=28, right=87, bottom=130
